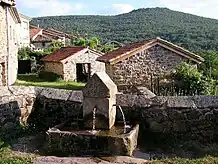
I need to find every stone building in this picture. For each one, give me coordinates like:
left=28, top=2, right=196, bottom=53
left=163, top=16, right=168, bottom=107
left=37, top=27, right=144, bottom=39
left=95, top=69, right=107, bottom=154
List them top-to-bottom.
left=0, top=0, right=21, bottom=86
left=17, top=13, right=32, bottom=48
left=30, top=25, right=73, bottom=51
left=97, top=37, right=204, bottom=87
left=41, top=46, right=105, bottom=82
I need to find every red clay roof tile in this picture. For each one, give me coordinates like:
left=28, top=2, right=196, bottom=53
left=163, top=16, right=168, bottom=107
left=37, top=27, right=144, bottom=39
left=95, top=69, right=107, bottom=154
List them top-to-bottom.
left=30, top=25, right=73, bottom=41
left=30, top=26, right=41, bottom=39
left=97, top=38, right=204, bottom=64
left=97, top=39, right=155, bottom=62
left=41, top=46, right=87, bottom=62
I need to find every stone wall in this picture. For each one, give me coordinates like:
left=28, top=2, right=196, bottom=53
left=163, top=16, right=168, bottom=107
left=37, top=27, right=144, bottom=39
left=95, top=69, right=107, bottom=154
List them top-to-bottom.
left=0, top=5, right=7, bottom=85
left=107, top=45, right=188, bottom=86
left=63, top=50, right=105, bottom=81
left=0, top=62, right=6, bottom=86
left=44, top=62, right=64, bottom=78
left=0, top=86, right=83, bottom=132
left=0, top=86, right=36, bottom=132
left=1, top=86, right=218, bottom=141
left=32, top=88, right=82, bottom=130
left=116, top=94, right=218, bottom=141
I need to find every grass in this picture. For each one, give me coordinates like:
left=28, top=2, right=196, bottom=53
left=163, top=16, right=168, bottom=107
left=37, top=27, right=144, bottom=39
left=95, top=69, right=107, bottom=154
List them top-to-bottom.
left=15, top=74, right=85, bottom=90
left=1, top=134, right=218, bottom=163
left=0, top=137, right=36, bottom=164
left=0, top=148, right=34, bottom=164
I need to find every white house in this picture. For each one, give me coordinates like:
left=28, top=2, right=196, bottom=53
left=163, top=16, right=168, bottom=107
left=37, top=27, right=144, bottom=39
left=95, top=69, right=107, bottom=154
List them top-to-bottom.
left=0, top=0, right=21, bottom=85
left=18, top=13, right=32, bottom=48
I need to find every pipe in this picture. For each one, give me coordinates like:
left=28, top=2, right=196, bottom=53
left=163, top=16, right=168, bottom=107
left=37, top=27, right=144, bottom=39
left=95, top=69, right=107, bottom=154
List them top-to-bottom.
left=5, top=6, right=13, bottom=93
left=5, top=6, right=10, bottom=86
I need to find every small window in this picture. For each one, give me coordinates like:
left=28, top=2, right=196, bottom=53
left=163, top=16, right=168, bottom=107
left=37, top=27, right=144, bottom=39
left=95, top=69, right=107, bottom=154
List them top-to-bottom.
left=23, top=21, right=28, bottom=30
left=10, top=26, right=12, bottom=40
left=13, top=29, right=15, bottom=41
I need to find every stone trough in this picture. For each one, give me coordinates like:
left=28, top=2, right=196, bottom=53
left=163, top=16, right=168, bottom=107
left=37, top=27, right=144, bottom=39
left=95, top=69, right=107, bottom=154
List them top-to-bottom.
left=46, top=72, right=139, bottom=156
left=47, top=122, right=139, bottom=156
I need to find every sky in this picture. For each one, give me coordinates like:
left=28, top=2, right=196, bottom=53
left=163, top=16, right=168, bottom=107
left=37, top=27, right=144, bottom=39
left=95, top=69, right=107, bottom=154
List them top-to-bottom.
left=16, top=0, right=218, bottom=19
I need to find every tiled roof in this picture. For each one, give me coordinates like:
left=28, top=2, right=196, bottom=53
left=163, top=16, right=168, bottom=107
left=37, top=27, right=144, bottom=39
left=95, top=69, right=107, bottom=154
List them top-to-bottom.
left=11, top=7, right=21, bottom=23
left=30, top=25, right=73, bottom=42
left=30, top=26, right=41, bottom=40
left=43, top=28, right=69, bottom=38
left=42, top=30, right=60, bottom=40
left=97, top=37, right=204, bottom=64
left=97, top=39, right=155, bottom=63
left=41, top=46, right=87, bottom=62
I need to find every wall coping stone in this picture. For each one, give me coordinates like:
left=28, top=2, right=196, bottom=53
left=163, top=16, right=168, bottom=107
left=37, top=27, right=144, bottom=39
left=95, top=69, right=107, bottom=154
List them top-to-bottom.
left=0, top=86, right=83, bottom=103
left=1, top=86, right=218, bottom=108
left=39, top=88, right=72, bottom=101
left=68, top=91, right=83, bottom=103
left=116, top=93, right=218, bottom=109
left=116, top=93, right=152, bottom=107
left=193, top=95, right=218, bottom=108
left=166, top=96, right=197, bottom=108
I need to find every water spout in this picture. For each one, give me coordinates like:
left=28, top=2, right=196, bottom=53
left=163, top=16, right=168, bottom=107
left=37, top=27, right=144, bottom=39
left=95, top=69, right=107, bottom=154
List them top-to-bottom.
left=118, top=106, right=130, bottom=133
left=88, top=107, right=99, bottom=134
left=93, top=107, right=96, bottom=131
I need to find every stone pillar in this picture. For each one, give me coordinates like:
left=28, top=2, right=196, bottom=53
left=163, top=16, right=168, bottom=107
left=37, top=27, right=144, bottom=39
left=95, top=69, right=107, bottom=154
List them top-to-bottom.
left=82, top=72, right=118, bottom=130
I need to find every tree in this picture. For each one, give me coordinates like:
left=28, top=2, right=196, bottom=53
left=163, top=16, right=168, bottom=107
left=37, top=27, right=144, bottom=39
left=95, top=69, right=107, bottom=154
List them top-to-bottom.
left=31, top=8, right=218, bottom=52
left=71, top=36, right=118, bottom=53
left=72, top=37, right=87, bottom=46
left=88, top=37, right=100, bottom=49
left=44, top=41, right=64, bottom=54
left=198, top=51, right=218, bottom=79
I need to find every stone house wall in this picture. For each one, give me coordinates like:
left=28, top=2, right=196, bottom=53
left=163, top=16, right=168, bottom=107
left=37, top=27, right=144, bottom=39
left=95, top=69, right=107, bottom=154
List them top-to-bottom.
left=0, top=5, right=7, bottom=85
left=0, top=5, right=20, bottom=86
left=7, top=7, right=19, bottom=85
left=106, top=45, right=188, bottom=86
left=63, top=50, right=105, bottom=81
left=44, top=62, right=64, bottom=78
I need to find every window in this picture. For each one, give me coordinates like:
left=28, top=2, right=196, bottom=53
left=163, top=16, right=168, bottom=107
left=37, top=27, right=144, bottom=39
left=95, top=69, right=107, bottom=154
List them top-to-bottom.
left=23, top=21, right=28, bottom=30
left=9, top=26, right=12, bottom=40
left=13, top=29, right=15, bottom=41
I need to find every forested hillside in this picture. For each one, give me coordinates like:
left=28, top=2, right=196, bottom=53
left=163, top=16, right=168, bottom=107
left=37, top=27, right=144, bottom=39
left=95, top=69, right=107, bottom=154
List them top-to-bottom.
left=31, top=7, right=218, bottom=51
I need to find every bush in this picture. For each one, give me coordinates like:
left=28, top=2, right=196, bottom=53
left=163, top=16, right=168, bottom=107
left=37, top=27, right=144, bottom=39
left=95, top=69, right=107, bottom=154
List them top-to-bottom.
left=173, top=62, right=216, bottom=95
left=38, top=71, right=62, bottom=82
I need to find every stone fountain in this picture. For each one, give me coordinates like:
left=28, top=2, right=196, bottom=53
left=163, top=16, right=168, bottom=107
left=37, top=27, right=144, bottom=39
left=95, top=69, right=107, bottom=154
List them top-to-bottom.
left=46, top=72, right=139, bottom=156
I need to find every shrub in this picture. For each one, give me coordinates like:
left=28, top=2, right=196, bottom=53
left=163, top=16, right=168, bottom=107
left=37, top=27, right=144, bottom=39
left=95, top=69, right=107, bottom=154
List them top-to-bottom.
left=173, top=62, right=216, bottom=95
left=38, top=71, right=62, bottom=82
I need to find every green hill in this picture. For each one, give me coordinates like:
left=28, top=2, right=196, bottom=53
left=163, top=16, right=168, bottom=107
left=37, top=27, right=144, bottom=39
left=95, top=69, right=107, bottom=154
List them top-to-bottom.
left=31, top=7, right=218, bottom=51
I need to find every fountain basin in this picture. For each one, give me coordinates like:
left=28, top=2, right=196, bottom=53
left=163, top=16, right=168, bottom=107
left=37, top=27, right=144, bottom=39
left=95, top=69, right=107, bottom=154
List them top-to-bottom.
left=46, top=122, right=139, bottom=156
